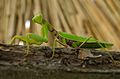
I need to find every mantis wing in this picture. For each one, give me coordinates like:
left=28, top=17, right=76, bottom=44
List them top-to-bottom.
left=58, top=32, right=113, bottom=48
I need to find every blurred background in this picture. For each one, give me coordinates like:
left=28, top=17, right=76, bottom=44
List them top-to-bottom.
left=0, top=0, right=120, bottom=50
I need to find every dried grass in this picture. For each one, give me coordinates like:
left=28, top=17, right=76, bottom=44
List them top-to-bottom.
left=0, top=0, right=120, bottom=50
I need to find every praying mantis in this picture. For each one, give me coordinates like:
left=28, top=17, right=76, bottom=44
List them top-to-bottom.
left=9, top=14, right=113, bottom=59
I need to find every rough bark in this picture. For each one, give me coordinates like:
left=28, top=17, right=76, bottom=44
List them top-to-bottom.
left=0, top=43, right=120, bottom=79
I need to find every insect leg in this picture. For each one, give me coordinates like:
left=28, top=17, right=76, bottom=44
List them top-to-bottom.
left=9, top=35, right=20, bottom=44
left=24, top=36, right=30, bottom=56
left=78, top=36, right=92, bottom=48
left=50, top=38, right=57, bottom=59
left=50, top=38, right=69, bottom=59
left=56, top=40, right=69, bottom=48
left=96, top=40, right=115, bottom=63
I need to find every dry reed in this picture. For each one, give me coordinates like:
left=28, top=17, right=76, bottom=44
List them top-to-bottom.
left=0, top=0, right=120, bottom=50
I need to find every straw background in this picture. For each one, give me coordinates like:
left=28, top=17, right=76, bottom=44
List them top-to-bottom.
left=0, top=0, right=120, bottom=50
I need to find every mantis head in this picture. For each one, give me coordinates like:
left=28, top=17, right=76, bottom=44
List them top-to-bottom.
left=32, top=14, right=43, bottom=24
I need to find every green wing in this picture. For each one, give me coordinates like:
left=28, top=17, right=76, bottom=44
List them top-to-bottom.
left=59, top=32, right=113, bottom=48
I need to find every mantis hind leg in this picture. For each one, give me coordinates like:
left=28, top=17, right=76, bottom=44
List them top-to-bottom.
left=78, top=36, right=114, bottom=63
left=78, top=36, right=92, bottom=48
left=96, top=40, right=115, bottom=63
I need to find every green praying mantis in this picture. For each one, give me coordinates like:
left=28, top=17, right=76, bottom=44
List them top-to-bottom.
left=9, top=14, right=113, bottom=59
